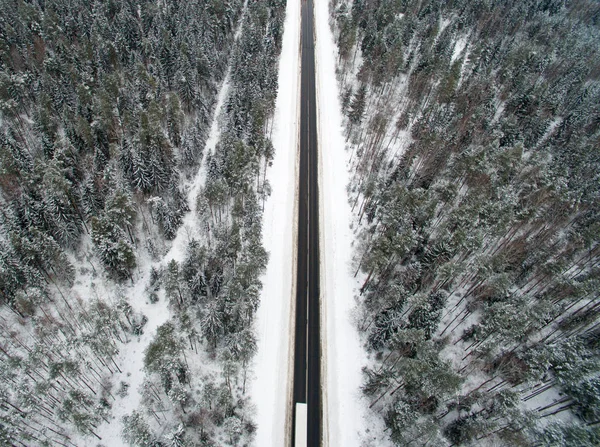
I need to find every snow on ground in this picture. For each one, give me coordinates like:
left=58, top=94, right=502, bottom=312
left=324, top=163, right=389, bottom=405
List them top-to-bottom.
left=165, top=0, right=248, bottom=264
left=250, top=0, right=300, bottom=445
left=314, top=2, right=372, bottom=446
left=72, top=7, right=250, bottom=445
left=439, top=17, right=452, bottom=36
left=451, top=35, right=468, bottom=63
left=165, top=64, right=233, bottom=265
left=88, top=78, right=233, bottom=447
left=66, top=234, right=171, bottom=446
left=92, top=273, right=170, bottom=446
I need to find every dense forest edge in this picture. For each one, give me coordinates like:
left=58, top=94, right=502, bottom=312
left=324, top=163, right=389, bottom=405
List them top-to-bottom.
left=0, top=0, right=285, bottom=446
left=331, top=0, right=600, bottom=445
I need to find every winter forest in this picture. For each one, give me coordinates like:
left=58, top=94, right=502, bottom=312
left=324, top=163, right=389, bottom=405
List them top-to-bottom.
left=0, top=0, right=284, bottom=445
left=1, top=0, right=599, bottom=446
left=332, top=0, right=600, bottom=445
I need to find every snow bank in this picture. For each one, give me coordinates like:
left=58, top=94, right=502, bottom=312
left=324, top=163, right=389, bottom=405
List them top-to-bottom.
left=250, top=0, right=300, bottom=444
left=314, top=2, right=369, bottom=446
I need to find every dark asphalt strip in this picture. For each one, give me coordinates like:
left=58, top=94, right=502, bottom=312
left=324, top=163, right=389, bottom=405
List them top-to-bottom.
left=292, top=0, right=321, bottom=445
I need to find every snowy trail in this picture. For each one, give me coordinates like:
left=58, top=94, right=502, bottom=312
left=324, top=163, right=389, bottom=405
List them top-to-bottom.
left=165, top=0, right=248, bottom=263
left=250, top=0, right=300, bottom=444
left=314, top=2, right=371, bottom=446
left=90, top=6, right=249, bottom=445
left=164, top=55, right=232, bottom=263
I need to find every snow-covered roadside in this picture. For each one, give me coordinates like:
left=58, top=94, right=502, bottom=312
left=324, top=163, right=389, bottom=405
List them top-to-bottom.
left=250, top=0, right=300, bottom=444
left=314, top=2, right=372, bottom=446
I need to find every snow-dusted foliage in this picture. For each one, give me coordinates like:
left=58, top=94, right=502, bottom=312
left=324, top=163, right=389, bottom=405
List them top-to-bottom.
left=0, top=0, right=284, bottom=445
left=331, top=0, right=600, bottom=445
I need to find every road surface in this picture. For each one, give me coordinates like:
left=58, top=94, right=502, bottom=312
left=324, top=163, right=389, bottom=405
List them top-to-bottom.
left=292, top=0, right=321, bottom=445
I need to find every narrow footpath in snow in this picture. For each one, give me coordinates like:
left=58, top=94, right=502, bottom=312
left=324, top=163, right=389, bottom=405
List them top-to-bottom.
left=250, top=0, right=300, bottom=444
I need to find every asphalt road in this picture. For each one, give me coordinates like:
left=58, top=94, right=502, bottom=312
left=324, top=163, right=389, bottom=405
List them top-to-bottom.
left=292, top=0, right=321, bottom=445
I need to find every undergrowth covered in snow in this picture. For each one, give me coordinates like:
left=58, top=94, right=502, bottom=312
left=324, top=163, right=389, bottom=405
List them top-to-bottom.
left=0, top=0, right=286, bottom=445
left=329, top=0, right=600, bottom=445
